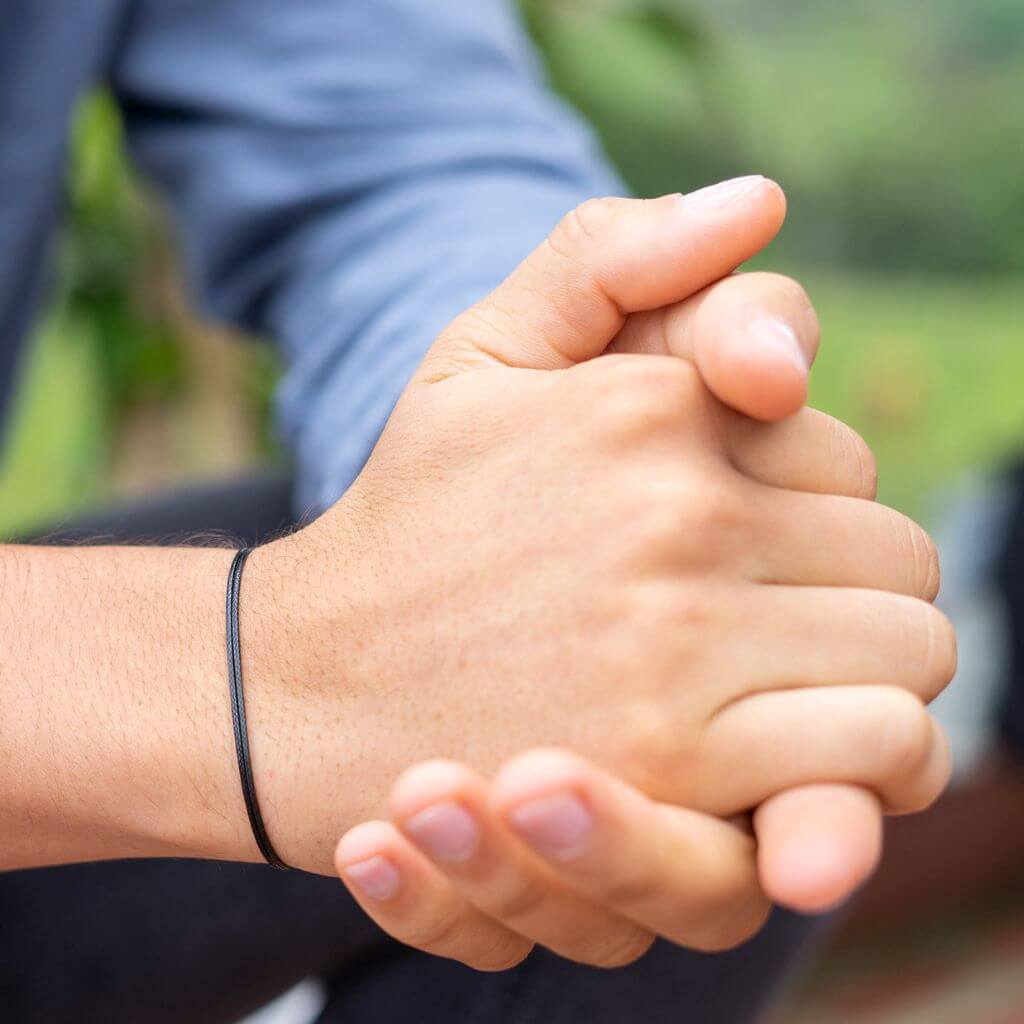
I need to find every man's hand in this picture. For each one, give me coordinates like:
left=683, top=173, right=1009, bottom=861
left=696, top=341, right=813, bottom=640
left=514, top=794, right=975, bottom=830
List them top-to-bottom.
left=0, top=180, right=952, bottom=917
left=318, top=182, right=949, bottom=967
left=596, top=182, right=900, bottom=916
left=248, top=184, right=954, bottom=885
left=332, top=410, right=898, bottom=968
left=336, top=750, right=771, bottom=969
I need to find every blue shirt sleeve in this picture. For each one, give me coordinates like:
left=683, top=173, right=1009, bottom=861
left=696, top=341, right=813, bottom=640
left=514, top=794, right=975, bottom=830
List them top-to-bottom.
left=110, top=0, right=623, bottom=515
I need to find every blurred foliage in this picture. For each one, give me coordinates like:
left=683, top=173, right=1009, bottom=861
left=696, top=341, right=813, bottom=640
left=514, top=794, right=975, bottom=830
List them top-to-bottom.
left=524, top=0, right=1024, bottom=273
left=0, top=2, right=1022, bottom=534
left=63, top=92, right=187, bottom=410
left=0, top=94, right=277, bottom=536
left=805, top=274, right=1024, bottom=519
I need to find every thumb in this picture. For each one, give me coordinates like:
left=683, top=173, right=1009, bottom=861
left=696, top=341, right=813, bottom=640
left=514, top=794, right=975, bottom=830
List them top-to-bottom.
left=421, top=177, right=786, bottom=378
left=611, top=271, right=819, bottom=422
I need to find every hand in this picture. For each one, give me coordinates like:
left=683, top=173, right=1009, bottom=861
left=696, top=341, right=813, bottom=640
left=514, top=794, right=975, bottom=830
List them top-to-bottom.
left=247, top=183, right=954, bottom=878
left=600, top=187, right=903, bottom=915
left=335, top=423, right=899, bottom=972
left=335, top=750, right=889, bottom=969
left=337, top=750, right=770, bottom=969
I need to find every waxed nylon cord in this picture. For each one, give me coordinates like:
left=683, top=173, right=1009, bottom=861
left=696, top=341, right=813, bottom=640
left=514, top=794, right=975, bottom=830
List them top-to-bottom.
left=226, top=548, right=289, bottom=869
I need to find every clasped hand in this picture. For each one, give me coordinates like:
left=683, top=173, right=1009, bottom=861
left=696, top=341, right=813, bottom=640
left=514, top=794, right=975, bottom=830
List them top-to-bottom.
left=252, top=179, right=955, bottom=969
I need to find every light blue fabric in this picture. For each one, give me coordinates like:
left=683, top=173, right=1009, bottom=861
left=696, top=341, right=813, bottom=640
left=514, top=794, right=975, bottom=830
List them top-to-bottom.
left=0, top=0, right=620, bottom=514
left=110, top=0, right=622, bottom=514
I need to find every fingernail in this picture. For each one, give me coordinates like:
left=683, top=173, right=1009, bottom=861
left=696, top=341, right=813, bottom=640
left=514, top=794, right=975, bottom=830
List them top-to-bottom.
left=681, top=175, right=766, bottom=213
left=746, top=316, right=809, bottom=372
left=508, top=792, right=594, bottom=861
left=405, top=802, right=480, bottom=863
left=344, top=855, right=401, bottom=900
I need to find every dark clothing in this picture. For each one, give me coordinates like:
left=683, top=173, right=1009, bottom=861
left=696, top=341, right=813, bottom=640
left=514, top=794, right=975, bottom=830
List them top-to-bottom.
left=0, top=479, right=823, bottom=1024
left=1, top=859, right=816, bottom=1024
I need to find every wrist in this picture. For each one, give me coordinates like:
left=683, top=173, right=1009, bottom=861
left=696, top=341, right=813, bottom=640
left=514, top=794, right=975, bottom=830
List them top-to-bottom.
left=234, top=520, right=371, bottom=874
left=0, top=543, right=264, bottom=868
left=119, top=545, right=262, bottom=866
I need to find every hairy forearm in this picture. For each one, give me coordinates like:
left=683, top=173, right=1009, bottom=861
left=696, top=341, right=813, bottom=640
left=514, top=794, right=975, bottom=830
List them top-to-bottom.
left=0, top=543, right=272, bottom=870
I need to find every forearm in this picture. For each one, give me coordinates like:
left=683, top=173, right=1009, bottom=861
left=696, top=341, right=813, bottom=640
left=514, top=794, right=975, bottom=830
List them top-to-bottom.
left=112, top=0, right=621, bottom=514
left=0, top=542, right=276, bottom=870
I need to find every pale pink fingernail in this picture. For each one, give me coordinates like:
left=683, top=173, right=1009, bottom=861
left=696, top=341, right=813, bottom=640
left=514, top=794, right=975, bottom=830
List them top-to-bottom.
left=681, top=175, right=766, bottom=214
left=746, top=316, right=808, bottom=372
left=508, top=792, right=594, bottom=861
left=405, top=802, right=480, bottom=863
left=345, top=855, right=401, bottom=900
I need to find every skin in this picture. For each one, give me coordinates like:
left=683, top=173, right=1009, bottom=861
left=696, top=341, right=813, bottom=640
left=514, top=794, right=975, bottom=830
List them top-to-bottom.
left=333, top=180, right=952, bottom=966
left=0, top=182, right=953, bottom=957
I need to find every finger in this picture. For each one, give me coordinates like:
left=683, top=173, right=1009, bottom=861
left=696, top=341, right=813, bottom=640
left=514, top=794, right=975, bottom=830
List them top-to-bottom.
left=423, top=179, right=786, bottom=376
left=611, top=271, right=818, bottom=421
left=724, top=406, right=878, bottom=500
left=754, top=489, right=942, bottom=600
left=725, top=586, right=957, bottom=704
left=702, top=686, right=952, bottom=815
left=492, top=749, right=771, bottom=953
left=390, top=761, right=656, bottom=968
left=755, top=785, right=884, bottom=914
left=335, top=820, right=533, bottom=971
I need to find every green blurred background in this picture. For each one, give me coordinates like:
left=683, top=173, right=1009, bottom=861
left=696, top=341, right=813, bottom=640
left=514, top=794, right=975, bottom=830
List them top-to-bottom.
left=1, top=0, right=1021, bottom=536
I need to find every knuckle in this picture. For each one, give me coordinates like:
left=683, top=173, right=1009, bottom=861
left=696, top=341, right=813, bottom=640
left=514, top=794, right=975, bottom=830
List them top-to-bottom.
left=561, top=196, right=623, bottom=248
left=593, top=357, right=699, bottom=440
left=603, top=383, right=665, bottom=441
left=833, top=420, right=878, bottom=500
left=626, top=472, right=746, bottom=575
left=683, top=474, right=749, bottom=549
left=632, top=484, right=690, bottom=558
left=905, top=519, right=941, bottom=601
left=909, top=520, right=937, bottom=598
left=918, top=534, right=942, bottom=603
left=922, top=605, right=958, bottom=696
left=879, top=691, right=935, bottom=781
left=611, top=698, right=699, bottom=802
left=896, top=720, right=951, bottom=814
left=920, top=724, right=953, bottom=809
left=697, top=859, right=763, bottom=914
left=592, top=865, right=660, bottom=908
left=485, top=876, right=550, bottom=925
left=690, top=896, right=772, bottom=952
left=404, top=907, right=469, bottom=954
left=576, top=926, right=656, bottom=969
left=466, top=939, right=533, bottom=973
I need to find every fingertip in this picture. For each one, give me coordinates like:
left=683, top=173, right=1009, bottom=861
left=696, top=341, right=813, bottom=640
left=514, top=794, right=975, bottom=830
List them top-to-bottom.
left=734, top=176, right=787, bottom=251
left=760, top=178, right=788, bottom=229
left=702, top=340, right=809, bottom=422
left=732, top=367, right=808, bottom=423
left=490, top=748, right=593, bottom=812
left=388, top=759, right=481, bottom=822
left=755, top=785, right=883, bottom=914
left=335, top=820, right=400, bottom=874
left=335, top=822, right=406, bottom=903
left=760, top=833, right=878, bottom=914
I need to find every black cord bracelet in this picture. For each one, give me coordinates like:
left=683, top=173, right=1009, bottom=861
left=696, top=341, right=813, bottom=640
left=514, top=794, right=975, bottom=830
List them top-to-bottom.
left=226, top=548, right=289, bottom=870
